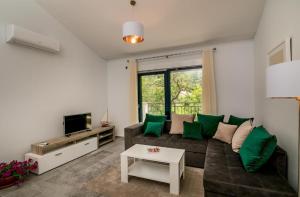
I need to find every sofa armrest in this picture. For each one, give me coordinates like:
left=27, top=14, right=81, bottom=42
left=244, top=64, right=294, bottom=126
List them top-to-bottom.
left=124, top=123, right=143, bottom=150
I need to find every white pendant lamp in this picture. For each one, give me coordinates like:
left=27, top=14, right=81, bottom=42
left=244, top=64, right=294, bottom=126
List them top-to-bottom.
left=122, top=0, right=144, bottom=44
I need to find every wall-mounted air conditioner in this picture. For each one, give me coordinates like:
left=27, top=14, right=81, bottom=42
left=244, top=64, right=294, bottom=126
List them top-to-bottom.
left=6, top=24, right=60, bottom=53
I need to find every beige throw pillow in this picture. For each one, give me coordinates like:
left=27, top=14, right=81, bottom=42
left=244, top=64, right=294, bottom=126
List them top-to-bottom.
left=170, top=113, right=195, bottom=134
left=231, top=120, right=253, bottom=153
left=213, top=122, right=238, bottom=144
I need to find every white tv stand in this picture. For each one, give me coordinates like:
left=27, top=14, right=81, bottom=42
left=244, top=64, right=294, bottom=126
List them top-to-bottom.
left=25, top=126, right=114, bottom=174
left=25, top=137, right=97, bottom=174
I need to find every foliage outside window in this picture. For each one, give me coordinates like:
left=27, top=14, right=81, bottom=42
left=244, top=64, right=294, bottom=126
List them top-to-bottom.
left=170, top=69, right=202, bottom=114
left=141, top=74, right=165, bottom=117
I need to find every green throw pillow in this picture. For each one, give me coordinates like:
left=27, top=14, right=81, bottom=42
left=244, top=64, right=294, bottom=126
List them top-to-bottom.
left=143, top=114, right=166, bottom=132
left=197, top=114, right=224, bottom=138
left=228, top=115, right=253, bottom=126
left=183, top=121, right=203, bottom=140
left=144, top=122, right=164, bottom=137
left=239, top=126, right=277, bottom=172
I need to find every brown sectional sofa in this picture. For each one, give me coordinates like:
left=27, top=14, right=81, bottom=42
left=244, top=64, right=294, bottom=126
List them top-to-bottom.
left=124, top=120, right=297, bottom=197
left=125, top=121, right=207, bottom=168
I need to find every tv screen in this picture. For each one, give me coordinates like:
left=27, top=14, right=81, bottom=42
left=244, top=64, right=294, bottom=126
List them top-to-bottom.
left=64, top=113, right=92, bottom=135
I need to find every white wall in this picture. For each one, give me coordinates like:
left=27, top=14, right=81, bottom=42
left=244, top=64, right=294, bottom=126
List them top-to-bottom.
left=0, top=0, right=107, bottom=161
left=254, top=0, right=300, bottom=190
left=107, top=40, right=255, bottom=136
left=215, top=41, right=255, bottom=121
left=138, top=53, right=202, bottom=71
left=107, top=59, right=131, bottom=137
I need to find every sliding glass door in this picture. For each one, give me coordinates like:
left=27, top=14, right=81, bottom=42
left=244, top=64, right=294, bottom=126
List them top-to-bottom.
left=138, top=66, right=201, bottom=121
left=139, top=73, right=165, bottom=121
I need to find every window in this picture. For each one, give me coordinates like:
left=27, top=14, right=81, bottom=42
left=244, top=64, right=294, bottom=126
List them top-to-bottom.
left=138, top=66, right=202, bottom=121
left=139, top=73, right=165, bottom=120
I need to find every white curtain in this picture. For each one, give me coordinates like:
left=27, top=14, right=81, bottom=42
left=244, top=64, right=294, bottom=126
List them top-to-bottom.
left=202, top=49, right=217, bottom=114
left=128, top=59, right=139, bottom=124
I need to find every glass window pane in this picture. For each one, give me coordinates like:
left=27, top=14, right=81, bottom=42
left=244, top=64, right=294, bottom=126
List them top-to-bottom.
left=170, top=69, right=202, bottom=115
left=141, top=74, right=165, bottom=121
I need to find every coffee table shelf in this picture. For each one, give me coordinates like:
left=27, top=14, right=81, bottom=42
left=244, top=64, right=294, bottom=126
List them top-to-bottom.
left=128, top=160, right=170, bottom=183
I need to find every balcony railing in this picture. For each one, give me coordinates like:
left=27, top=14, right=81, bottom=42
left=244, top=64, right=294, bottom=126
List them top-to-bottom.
left=142, top=102, right=202, bottom=118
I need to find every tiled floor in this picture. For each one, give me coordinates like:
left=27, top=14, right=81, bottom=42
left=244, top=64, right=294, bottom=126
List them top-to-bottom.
left=0, top=137, right=125, bottom=197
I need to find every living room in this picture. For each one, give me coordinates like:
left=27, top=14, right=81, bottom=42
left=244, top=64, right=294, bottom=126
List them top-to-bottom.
left=0, top=0, right=299, bottom=196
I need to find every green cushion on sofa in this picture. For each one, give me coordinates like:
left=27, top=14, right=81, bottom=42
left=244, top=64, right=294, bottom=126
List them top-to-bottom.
left=143, top=114, right=166, bottom=132
left=197, top=114, right=224, bottom=138
left=228, top=115, right=253, bottom=126
left=183, top=121, right=203, bottom=140
left=144, top=122, right=164, bottom=137
left=239, top=126, right=277, bottom=172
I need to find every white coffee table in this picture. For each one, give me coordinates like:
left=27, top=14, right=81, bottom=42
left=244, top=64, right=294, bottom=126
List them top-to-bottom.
left=120, top=144, right=185, bottom=195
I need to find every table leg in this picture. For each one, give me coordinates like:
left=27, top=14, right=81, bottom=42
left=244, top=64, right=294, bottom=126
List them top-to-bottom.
left=181, top=153, right=185, bottom=180
left=121, top=155, right=128, bottom=183
left=170, top=162, right=180, bottom=195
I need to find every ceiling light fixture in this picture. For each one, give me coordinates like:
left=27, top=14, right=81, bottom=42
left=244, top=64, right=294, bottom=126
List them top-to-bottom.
left=122, top=0, right=144, bottom=44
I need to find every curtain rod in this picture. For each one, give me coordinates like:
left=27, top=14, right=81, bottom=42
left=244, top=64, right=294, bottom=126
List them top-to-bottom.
left=136, top=48, right=216, bottom=62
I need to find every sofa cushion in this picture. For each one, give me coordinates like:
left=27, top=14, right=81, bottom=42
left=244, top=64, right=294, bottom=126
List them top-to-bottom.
left=170, top=113, right=195, bottom=134
left=143, top=114, right=166, bottom=132
left=197, top=114, right=225, bottom=138
left=228, top=115, right=253, bottom=126
left=232, top=120, right=253, bottom=153
left=183, top=121, right=203, bottom=140
left=144, top=122, right=164, bottom=137
left=213, top=122, right=237, bottom=144
left=240, top=126, right=277, bottom=172
left=132, top=133, right=171, bottom=147
left=133, top=133, right=208, bottom=154
left=168, top=134, right=208, bottom=153
left=203, top=139, right=296, bottom=197
left=185, top=151, right=206, bottom=168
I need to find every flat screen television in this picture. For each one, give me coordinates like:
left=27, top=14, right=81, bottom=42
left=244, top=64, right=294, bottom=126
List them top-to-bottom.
left=64, top=113, right=92, bottom=135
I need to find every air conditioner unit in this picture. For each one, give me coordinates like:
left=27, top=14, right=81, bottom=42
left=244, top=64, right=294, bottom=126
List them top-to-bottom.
left=6, top=24, right=60, bottom=53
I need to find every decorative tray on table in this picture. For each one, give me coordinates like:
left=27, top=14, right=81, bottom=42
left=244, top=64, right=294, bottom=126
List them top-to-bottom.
left=147, top=147, right=160, bottom=153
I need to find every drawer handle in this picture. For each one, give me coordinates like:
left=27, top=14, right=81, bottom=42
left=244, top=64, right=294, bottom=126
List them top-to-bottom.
left=84, top=142, right=90, bottom=146
left=55, top=153, right=63, bottom=156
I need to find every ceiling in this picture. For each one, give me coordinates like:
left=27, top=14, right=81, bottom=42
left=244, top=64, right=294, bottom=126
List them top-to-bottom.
left=37, top=0, right=265, bottom=60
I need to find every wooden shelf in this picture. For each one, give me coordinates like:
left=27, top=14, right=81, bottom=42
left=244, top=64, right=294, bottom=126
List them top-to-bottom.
left=31, top=126, right=115, bottom=155
left=99, top=132, right=113, bottom=139
left=99, top=138, right=113, bottom=146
